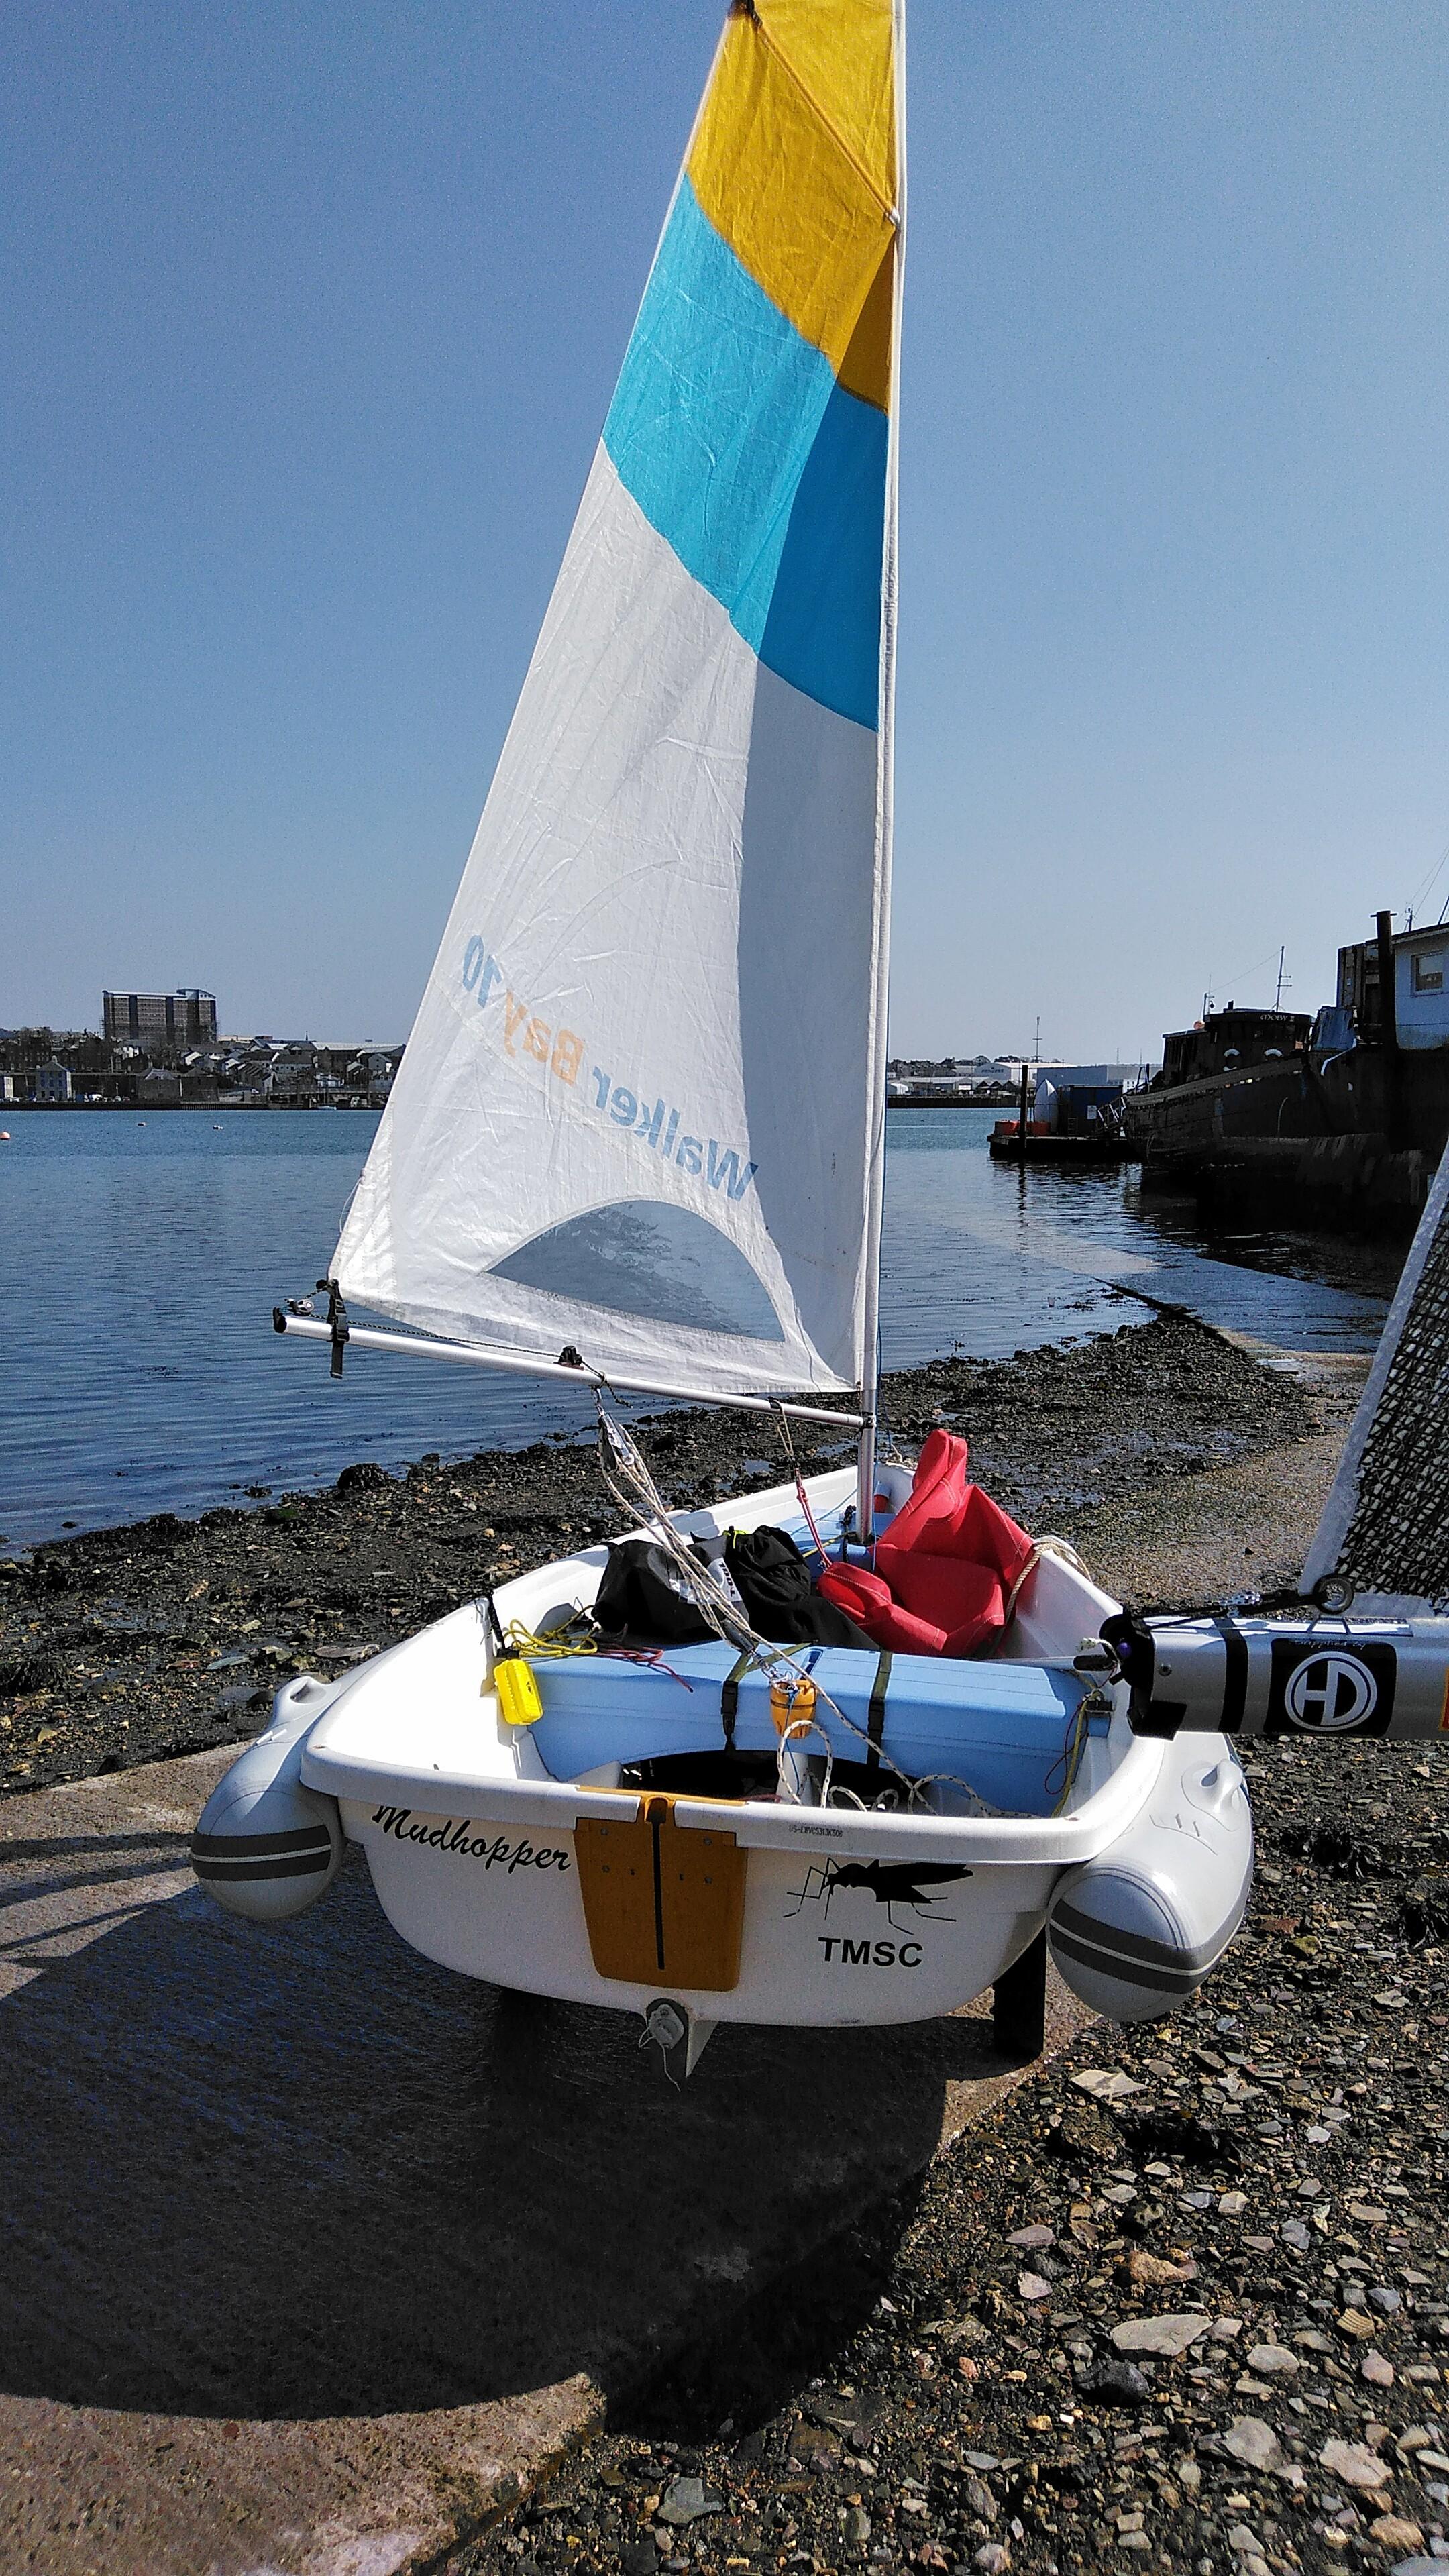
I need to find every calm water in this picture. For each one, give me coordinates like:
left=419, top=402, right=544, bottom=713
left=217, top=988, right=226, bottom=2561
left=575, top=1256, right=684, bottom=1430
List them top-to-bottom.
left=0, top=1107, right=1393, bottom=1552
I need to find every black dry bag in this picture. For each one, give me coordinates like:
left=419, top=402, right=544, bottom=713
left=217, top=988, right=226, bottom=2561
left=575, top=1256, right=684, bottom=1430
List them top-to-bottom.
left=724, top=1525, right=873, bottom=1650
left=592, top=1537, right=720, bottom=1646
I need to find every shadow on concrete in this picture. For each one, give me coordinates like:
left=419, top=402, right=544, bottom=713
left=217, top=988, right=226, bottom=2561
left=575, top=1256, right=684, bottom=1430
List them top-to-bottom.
left=0, top=1833, right=1004, bottom=2426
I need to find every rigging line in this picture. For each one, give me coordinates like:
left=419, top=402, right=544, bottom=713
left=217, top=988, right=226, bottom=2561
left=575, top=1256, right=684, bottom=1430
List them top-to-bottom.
left=744, top=11, right=898, bottom=222
left=1406, top=833, right=1449, bottom=916
left=1205, top=947, right=1279, bottom=1000
left=773, top=1400, right=828, bottom=1562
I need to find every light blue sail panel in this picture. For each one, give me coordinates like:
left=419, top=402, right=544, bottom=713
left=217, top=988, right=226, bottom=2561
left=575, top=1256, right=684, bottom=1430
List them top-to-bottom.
left=604, top=180, right=885, bottom=730
left=492, top=1201, right=784, bottom=1341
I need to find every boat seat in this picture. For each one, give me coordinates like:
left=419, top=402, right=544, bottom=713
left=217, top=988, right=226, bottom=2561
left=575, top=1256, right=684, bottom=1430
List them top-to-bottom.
left=817, top=1430, right=1033, bottom=1658
left=527, top=1638, right=1089, bottom=1808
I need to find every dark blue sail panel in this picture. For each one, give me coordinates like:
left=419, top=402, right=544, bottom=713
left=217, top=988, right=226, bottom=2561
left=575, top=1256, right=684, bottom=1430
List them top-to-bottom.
left=492, top=1201, right=784, bottom=1342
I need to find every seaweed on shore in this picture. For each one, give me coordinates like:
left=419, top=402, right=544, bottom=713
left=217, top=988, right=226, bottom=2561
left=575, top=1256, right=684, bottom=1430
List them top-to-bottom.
left=0, top=1316, right=1313, bottom=1799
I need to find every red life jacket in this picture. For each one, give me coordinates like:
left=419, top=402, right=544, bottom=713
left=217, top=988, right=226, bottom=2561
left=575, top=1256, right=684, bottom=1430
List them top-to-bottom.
left=817, top=1429, right=1033, bottom=1658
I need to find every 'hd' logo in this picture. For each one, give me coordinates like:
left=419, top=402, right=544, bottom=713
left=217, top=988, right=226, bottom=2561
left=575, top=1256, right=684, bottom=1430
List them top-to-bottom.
left=1266, top=1639, right=1396, bottom=1738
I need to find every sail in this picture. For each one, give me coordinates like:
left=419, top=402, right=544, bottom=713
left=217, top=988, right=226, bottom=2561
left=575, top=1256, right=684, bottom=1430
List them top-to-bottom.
left=333, top=0, right=902, bottom=1398
left=1303, top=1139, right=1449, bottom=1609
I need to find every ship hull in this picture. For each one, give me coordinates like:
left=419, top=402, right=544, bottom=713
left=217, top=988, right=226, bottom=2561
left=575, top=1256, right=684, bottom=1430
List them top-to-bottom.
left=1124, top=1044, right=1449, bottom=1227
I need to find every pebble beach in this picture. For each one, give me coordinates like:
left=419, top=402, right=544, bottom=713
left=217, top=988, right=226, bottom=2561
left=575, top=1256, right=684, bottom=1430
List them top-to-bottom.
left=452, top=1723, right=1449, bottom=2576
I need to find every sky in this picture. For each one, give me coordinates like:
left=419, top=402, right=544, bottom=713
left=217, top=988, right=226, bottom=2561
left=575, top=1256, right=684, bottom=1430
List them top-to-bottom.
left=4, top=1, right=1449, bottom=1064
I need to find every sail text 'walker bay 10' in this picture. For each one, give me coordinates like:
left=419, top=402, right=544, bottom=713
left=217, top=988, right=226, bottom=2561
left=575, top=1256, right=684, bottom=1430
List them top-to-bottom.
left=195, top=0, right=1449, bottom=2076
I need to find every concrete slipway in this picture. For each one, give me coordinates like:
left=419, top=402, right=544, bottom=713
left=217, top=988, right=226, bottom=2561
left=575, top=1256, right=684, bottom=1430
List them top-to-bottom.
left=0, top=1747, right=1089, bottom=2576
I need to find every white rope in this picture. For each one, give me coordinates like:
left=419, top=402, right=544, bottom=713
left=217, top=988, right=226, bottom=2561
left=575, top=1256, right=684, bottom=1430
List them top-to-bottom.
left=593, top=1403, right=754, bottom=1648
left=1004, top=1533, right=1092, bottom=1624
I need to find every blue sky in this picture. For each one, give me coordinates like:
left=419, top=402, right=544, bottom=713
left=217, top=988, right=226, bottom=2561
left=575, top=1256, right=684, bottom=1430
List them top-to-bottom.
left=4, top=2, right=1448, bottom=1061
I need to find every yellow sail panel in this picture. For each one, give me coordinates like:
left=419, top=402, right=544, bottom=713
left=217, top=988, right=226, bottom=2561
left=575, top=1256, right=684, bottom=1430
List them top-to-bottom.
left=756, top=0, right=897, bottom=203
left=688, top=6, right=897, bottom=409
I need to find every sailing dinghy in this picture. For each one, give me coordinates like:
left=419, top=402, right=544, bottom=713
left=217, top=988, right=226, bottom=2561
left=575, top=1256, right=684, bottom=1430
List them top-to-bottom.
left=194, top=0, right=1449, bottom=2070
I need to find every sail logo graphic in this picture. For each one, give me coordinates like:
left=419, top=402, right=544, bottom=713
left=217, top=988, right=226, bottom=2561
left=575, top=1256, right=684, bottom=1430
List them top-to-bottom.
left=461, top=934, right=759, bottom=1203
left=462, top=938, right=583, bottom=1085
left=1267, top=1638, right=1397, bottom=1737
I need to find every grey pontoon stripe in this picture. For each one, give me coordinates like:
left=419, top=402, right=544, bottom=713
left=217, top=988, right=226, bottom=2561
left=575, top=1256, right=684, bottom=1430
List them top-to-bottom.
left=192, top=1824, right=332, bottom=1857
left=191, top=1850, right=333, bottom=1883
left=1050, top=1885, right=1248, bottom=1994
left=1051, top=1898, right=1234, bottom=1977
left=1047, top=1923, right=1205, bottom=1996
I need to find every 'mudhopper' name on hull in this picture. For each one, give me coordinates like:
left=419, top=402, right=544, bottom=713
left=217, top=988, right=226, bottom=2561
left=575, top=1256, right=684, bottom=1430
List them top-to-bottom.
left=372, top=1806, right=572, bottom=1871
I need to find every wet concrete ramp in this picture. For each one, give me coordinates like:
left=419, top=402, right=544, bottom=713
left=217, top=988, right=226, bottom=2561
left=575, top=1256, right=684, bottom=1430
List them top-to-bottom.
left=0, top=1750, right=1085, bottom=2575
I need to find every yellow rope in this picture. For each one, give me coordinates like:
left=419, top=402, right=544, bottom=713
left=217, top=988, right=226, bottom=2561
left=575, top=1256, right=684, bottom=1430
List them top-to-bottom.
left=504, top=1613, right=597, bottom=1661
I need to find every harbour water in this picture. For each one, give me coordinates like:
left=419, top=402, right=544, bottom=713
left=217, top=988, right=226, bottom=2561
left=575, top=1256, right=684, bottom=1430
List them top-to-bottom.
left=0, top=1107, right=1395, bottom=1553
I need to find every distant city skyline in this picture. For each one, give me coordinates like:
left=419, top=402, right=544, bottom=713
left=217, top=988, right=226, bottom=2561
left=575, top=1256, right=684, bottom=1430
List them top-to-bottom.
left=5, top=3, right=1449, bottom=1060
left=5, top=1004, right=1151, bottom=1067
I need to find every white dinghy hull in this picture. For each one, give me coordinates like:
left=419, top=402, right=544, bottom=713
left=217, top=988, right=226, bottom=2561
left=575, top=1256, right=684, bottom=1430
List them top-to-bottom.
left=193, top=1472, right=1250, bottom=2047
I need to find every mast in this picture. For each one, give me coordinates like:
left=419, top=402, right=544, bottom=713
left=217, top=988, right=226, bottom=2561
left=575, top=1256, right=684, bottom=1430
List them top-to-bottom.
left=857, top=0, right=907, bottom=1539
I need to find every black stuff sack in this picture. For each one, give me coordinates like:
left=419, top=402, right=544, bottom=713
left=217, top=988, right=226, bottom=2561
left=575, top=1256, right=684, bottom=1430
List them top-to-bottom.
left=724, top=1525, right=873, bottom=1650
left=592, top=1537, right=721, bottom=1646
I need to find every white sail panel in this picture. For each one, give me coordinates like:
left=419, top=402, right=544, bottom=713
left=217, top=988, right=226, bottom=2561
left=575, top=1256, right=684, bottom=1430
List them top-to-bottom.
left=335, top=1, right=900, bottom=1399
left=337, top=454, right=878, bottom=1391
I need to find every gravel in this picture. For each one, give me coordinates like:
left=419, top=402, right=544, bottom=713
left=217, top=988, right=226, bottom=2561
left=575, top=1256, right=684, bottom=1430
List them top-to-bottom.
left=444, top=1734, right=1449, bottom=2576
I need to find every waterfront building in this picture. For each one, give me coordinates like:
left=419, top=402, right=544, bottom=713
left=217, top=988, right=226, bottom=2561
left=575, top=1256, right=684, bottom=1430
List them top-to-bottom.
left=1338, top=925, right=1449, bottom=1051
left=102, top=989, right=218, bottom=1051
left=262, top=1044, right=317, bottom=1102
left=34, top=1061, right=72, bottom=1104
left=1034, top=1063, right=1152, bottom=1128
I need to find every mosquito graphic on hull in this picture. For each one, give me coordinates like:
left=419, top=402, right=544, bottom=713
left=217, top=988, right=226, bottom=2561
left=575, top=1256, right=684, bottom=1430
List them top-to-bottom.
left=786, top=1858, right=973, bottom=1932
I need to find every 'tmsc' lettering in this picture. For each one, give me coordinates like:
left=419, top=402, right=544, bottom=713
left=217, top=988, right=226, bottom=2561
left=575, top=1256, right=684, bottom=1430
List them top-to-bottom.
left=818, top=1936, right=924, bottom=1968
